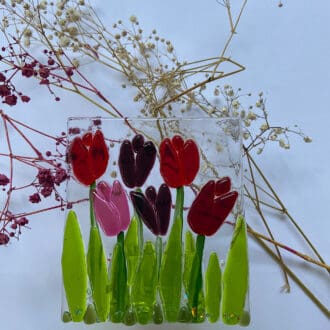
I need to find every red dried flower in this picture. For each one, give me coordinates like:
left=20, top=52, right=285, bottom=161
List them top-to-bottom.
left=21, top=63, right=35, bottom=78
left=0, top=84, right=10, bottom=97
left=4, top=94, right=17, bottom=106
left=21, top=95, right=31, bottom=103
left=0, top=174, right=10, bottom=186
left=29, top=192, right=41, bottom=203
left=0, top=233, right=10, bottom=245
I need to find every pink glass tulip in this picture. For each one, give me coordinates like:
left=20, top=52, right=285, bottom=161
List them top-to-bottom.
left=93, top=180, right=130, bottom=236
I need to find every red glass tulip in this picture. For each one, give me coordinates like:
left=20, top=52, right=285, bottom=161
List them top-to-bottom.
left=68, top=130, right=109, bottom=186
left=118, top=134, right=156, bottom=188
left=159, top=135, right=199, bottom=188
left=187, top=177, right=238, bottom=236
left=130, top=184, right=172, bottom=236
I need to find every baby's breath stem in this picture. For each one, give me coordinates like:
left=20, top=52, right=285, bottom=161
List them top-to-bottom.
left=245, top=149, right=329, bottom=274
left=245, top=155, right=291, bottom=290
left=249, top=227, right=330, bottom=318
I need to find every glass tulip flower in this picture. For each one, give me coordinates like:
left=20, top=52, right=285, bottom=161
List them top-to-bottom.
left=68, top=130, right=109, bottom=186
left=93, top=180, right=130, bottom=236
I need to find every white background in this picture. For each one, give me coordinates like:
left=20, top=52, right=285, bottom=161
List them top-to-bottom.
left=0, top=1, right=329, bottom=329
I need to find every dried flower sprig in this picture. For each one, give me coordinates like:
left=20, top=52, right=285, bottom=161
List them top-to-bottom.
left=0, top=110, right=85, bottom=244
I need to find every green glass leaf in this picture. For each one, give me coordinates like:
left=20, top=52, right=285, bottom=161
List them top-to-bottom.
left=159, top=186, right=183, bottom=322
left=61, top=210, right=87, bottom=322
left=159, top=214, right=183, bottom=321
left=221, top=215, right=249, bottom=325
left=124, top=216, right=140, bottom=286
left=86, top=226, right=110, bottom=322
left=183, top=230, right=195, bottom=293
left=109, top=232, right=128, bottom=323
left=131, top=241, right=157, bottom=324
left=205, top=252, right=222, bottom=323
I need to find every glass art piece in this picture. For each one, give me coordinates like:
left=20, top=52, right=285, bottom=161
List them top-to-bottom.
left=61, top=117, right=249, bottom=326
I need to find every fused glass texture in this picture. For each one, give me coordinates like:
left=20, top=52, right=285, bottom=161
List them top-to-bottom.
left=62, top=117, right=248, bottom=325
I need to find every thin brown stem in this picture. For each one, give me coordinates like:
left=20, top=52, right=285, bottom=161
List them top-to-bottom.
left=245, top=147, right=291, bottom=290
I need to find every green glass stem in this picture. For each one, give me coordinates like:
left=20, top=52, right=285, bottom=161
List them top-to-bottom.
left=89, top=182, right=96, bottom=227
left=86, top=183, right=110, bottom=322
left=159, top=186, right=184, bottom=322
left=135, top=187, right=144, bottom=253
left=124, top=216, right=140, bottom=287
left=183, top=230, right=196, bottom=294
left=109, top=231, right=128, bottom=323
left=188, top=234, right=205, bottom=321
left=155, top=235, right=162, bottom=279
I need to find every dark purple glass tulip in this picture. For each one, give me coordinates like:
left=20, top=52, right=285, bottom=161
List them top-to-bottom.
left=118, top=134, right=156, bottom=188
left=130, top=184, right=172, bottom=236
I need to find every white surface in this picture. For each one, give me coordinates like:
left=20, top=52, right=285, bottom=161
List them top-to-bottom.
left=0, top=1, right=329, bottom=329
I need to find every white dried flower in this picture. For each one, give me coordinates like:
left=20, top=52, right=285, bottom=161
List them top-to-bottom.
left=38, top=1, right=47, bottom=10
left=66, top=8, right=81, bottom=22
left=130, top=15, right=137, bottom=23
left=67, top=26, right=78, bottom=37
left=23, top=29, right=32, bottom=38
left=59, top=35, right=70, bottom=47
left=23, top=37, right=31, bottom=47
left=72, top=58, right=80, bottom=68
left=232, top=100, right=240, bottom=109
left=221, top=107, right=229, bottom=116
left=247, top=111, right=257, bottom=120
left=260, top=123, right=268, bottom=131
left=274, top=128, right=283, bottom=134
left=243, top=132, right=250, bottom=140
left=270, top=134, right=277, bottom=141
left=303, top=136, right=312, bottom=143
left=279, top=139, right=286, bottom=148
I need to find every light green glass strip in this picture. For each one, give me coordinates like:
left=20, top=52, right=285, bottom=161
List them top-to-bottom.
left=159, top=186, right=184, bottom=322
left=61, top=210, right=87, bottom=322
left=221, top=215, right=249, bottom=325
left=124, top=216, right=140, bottom=286
left=86, top=226, right=110, bottom=322
left=109, top=232, right=128, bottom=323
left=131, top=241, right=158, bottom=324
left=205, top=252, right=222, bottom=323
